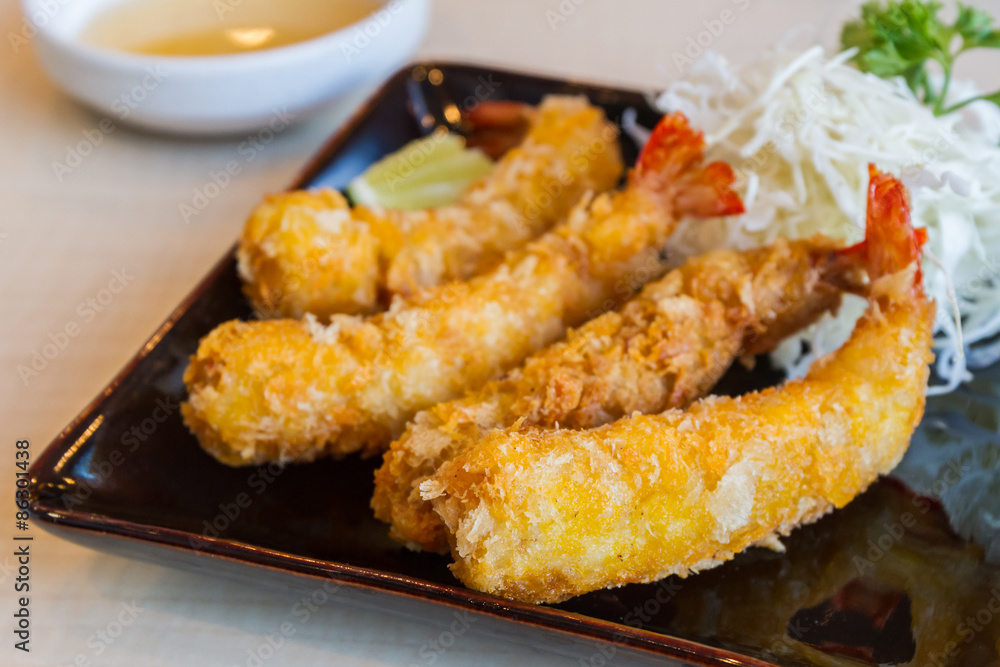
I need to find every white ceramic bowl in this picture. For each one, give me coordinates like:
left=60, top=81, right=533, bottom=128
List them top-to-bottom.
left=23, top=0, right=429, bottom=135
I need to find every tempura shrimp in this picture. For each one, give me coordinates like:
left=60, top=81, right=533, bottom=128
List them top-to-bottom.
left=238, top=96, right=624, bottom=319
left=182, top=113, right=743, bottom=466
left=424, top=166, right=934, bottom=604
left=373, top=234, right=860, bottom=553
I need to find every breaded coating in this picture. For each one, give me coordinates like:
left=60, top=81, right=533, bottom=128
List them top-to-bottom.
left=238, top=96, right=624, bottom=319
left=183, top=113, right=744, bottom=466
left=424, top=167, right=934, bottom=604
left=373, top=235, right=855, bottom=553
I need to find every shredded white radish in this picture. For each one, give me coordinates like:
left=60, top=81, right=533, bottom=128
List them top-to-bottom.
left=654, top=45, right=1000, bottom=391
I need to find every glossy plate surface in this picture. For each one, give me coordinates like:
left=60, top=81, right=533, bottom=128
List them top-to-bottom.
left=30, top=63, right=1000, bottom=667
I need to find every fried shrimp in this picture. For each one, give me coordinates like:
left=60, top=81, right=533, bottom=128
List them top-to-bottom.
left=237, top=96, right=624, bottom=319
left=182, top=113, right=744, bottom=467
left=424, top=166, right=934, bottom=604
left=373, top=234, right=860, bottom=553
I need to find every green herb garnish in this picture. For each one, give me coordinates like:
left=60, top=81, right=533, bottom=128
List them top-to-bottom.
left=841, top=1, right=1000, bottom=115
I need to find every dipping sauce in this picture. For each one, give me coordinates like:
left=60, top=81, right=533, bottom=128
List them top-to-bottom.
left=82, top=0, right=382, bottom=56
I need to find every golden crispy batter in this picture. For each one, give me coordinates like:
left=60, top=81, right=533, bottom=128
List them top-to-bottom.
left=237, top=95, right=624, bottom=319
left=182, top=113, right=744, bottom=466
left=424, top=166, right=935, bottom=604
left=373, top=235, right=854, bottom=553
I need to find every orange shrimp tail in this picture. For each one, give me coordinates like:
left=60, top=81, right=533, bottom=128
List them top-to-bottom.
left=464, top=100, right=532, bottom=130
left=464, top=101, right=534, bottom=160
left=634, top=112, right=744, bottom=218
left=838, top=165, right=926, bottom=286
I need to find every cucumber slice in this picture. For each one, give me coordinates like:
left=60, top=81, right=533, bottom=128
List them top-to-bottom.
left=347, top=132, right=494, bottom=210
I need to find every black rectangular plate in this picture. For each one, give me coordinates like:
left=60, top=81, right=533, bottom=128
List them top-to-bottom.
left=30, top=62, right=1000, bottom=667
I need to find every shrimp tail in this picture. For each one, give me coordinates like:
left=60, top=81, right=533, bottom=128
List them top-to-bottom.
left=464, top=101, right=535, bottom=160
left=633, top=112, right=744, bottom=218
left=837, top=165, right=928, bottom=289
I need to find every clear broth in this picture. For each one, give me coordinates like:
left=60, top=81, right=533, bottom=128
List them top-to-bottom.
left=82, top=0, right=382, bottom=56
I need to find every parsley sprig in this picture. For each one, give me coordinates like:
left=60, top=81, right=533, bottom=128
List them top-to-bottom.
left=841, top=1, right=1000, bottom=115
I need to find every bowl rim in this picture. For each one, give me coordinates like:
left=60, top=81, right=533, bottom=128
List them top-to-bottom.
left=21, top=0, right=429, bottom=72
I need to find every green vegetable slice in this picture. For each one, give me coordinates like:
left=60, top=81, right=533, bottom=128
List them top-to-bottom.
left=346, top=132, right=494, bottom=210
